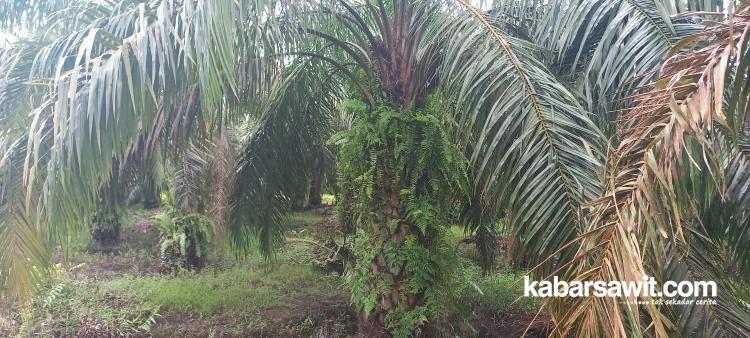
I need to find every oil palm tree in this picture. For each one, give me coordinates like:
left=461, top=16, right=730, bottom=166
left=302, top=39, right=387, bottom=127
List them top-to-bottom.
left=0, top=0, right=747, bottom=337
left=229, top=2, right=602, bottom=334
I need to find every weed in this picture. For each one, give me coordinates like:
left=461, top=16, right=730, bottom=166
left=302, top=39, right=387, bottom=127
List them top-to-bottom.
left=155, top=209, right=213, bottom=271
left=292, top=317, right=315, bottom=332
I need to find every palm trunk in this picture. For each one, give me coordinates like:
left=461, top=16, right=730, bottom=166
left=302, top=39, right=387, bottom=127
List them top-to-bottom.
left=343, top=5, right=459, bottom=331
left=342, top=107, right=463, bottom=336
left=355, top=151, right=428, bottom=336
left=307, top=158, right=324, bottom=208
left=143, top=173, right=161, bottom=209
left=338, top=185, right=355, bottom=235
left=143, top=187, right=160, bottom=209
left=90, top=208, right=121, bottom=246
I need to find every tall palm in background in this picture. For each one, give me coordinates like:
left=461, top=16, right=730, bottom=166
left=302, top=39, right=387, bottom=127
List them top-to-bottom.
left=0, top=0, right=747, bottom=336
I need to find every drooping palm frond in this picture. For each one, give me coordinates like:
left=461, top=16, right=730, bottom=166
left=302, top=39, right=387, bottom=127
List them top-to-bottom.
left=0, top=0, right=248, bottom=297
left=0, top=0, right=67, bottom=32
left=8, top=0, right=149, bottom=41
left=24, top=0, right=241, bottom=240
left=438, top=0, right=605, bottom=274
left=555, top=8, right=750, bottom=337
left=0, top=40, right=56, bottom=298
left=0, top=44, right=39, bottom=131
left=230, top=61, right=341, bottom=258
left=0, top=134, right=49, bottom=300
left=171, top=140, right=209, bottom=213
left=651, top=145, right=750, bottom=336
left=702, top=151, right=750, bottom=280
left=666, top=229, right=750, bottom=336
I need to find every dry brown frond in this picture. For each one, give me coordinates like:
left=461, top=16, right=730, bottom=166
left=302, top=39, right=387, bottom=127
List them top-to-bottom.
left=553, top=6, right=750, bottom=337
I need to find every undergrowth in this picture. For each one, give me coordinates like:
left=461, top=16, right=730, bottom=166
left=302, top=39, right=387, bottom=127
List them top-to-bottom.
left=6, top=209, right=541, bottom=337
left=23, top=267, right=159, bottom=336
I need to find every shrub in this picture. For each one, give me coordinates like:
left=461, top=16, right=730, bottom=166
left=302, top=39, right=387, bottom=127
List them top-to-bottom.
left=89, top=209, right=122, bottom=246
left=155, top=210, right=213, bottom=272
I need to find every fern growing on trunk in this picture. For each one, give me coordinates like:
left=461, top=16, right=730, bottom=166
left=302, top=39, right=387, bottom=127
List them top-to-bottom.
left=334, top=99, right=467, bottom=336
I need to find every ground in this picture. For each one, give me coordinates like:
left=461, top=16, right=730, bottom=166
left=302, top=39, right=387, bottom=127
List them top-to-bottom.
left=0, top=207, right=547, bottom=337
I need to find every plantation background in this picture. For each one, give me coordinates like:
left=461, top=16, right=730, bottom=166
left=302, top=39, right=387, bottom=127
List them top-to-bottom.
left=1, top=0, right=749, bottom=337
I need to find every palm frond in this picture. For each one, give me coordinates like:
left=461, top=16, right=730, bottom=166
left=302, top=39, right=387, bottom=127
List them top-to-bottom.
left=0, top=0, right=67, bottom=32
left=0, top=0, right=252, bottom=297
left=18, top=0, right=243, bottom=247
left=440, top=0, right=605, bottom=274
left=535, top=0, right=704, bottom=130
left=556, top=7, right=750, bottom=336
left=230, top=60, right=341, bottom=258
left=0, top=134, right=49, bottom=300
left=172, top=140, right=210, bottom=213
left=702, top=151, right=750, bottom=280
left=667, top=231, right=750, bottom=336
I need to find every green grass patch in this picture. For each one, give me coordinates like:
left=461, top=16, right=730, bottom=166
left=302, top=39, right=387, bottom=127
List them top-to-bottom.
left=289, top=212, right=325, bottom=228
left=101, top=255, right=343, bottom=315
left=464, top=269, right=540, bottom=314
left=22, top=272, right=159, bottom=336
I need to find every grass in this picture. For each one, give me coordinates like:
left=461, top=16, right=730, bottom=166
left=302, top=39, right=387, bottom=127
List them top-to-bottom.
left=13, top=209, right=352, bottom=336
left=289, top=212, right=326, bottom=228
left=18, top=243, right=350, bottom=336
left=101, top=254, right=343, bottom=315
left=462, top=268, right=540, bottom=314
left=21, top=270, right=159, bottom=336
